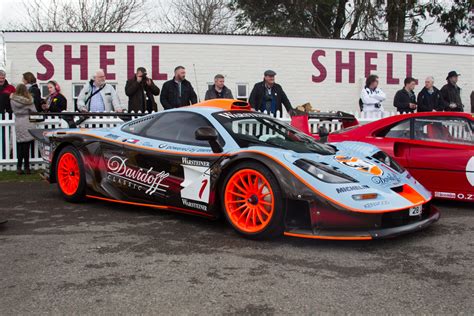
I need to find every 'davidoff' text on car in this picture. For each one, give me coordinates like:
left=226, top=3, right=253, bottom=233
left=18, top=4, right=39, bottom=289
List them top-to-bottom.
left=31, top=99, right=439, bottom=240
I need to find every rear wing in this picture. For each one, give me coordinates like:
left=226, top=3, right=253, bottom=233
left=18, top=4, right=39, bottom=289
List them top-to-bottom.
left=291, top=111, right=359, bottom=135
left=305, top=111, right=359, bottom=128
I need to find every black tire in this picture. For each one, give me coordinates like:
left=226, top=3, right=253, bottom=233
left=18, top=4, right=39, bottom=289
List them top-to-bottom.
left=55, top=146, right=86, bottom=202
left=221, top=161, right=285, bottom=240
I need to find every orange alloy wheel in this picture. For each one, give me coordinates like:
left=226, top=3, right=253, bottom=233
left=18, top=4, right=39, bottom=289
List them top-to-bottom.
left=57, top=152, right=81, bottom=196
left=224, top=169, right=275, bottom=233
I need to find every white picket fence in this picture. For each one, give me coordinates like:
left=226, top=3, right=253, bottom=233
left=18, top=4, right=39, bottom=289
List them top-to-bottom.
left=0, top=110, right=400, bottom=171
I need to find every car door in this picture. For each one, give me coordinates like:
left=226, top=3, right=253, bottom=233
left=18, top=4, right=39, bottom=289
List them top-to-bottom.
left=118, top=111, right=225, bottom=214
left=407, top=116, right=474, bottom=200
left=364, top=118, right=412, bottom=167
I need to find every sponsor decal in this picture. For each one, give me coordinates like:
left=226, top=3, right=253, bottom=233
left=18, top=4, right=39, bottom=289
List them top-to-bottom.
left=218, top=112, right=268, bottom=120
left=104, top=133, right=120, bottom=140
left=123, top=138, right=140, bottom=144
left=141, top=141, right=153, bottom=147
left=41, top=144, right=52, bottom=162
left=156, top=144, right=212, bottom=153
left=334, top=155, right=383, bottom=176
left=106, top=156, right=169, bottom=195
left=182, top=157, right=210, bottom=167
left=180, top=158, right=211, bottom=207
left=371, top=173, right=401, bottom=186
left=336, top=184, right=369, bottom=194
left=434, top=191, right=456, bottom=199
left=435, top=191, right=474, bottom=201
left=457, top=193, right=474, bottom=201
left=182, top=198, right=208, bottom=211
left=363, top=200, right=389, bottom=209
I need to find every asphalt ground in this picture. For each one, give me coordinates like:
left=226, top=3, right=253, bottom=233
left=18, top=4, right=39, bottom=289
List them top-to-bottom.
left=0, top=181, right=472, bottom=315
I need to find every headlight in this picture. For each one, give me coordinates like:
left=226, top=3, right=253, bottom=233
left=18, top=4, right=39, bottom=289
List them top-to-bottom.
left=372, top=151, right=405, bottom=173
left=294, top=159, right=357, bottom=183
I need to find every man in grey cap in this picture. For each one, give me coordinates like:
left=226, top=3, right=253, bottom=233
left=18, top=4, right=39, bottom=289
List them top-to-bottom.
left=249, top=70, right=294, bottom=117
left=440, top=70, right=464, bottom=112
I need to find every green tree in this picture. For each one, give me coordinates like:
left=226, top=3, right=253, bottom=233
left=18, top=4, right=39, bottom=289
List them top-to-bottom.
left=230, top=0, right=351, bottom=38
left=429, top=0, right=472, bottom=44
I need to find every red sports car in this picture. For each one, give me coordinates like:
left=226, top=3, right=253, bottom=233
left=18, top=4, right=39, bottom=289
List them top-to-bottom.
left=291, top=112, right=474, bottom=202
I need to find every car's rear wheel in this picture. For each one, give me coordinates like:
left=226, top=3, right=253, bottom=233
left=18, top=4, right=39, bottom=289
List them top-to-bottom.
left=56, top=146, right=86, bottom=202
left=222, top=162, right=285, bottom=239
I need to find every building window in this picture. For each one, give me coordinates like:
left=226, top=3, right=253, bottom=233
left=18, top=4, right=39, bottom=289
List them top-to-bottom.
left=39, top=83, right=49, bottom=98
left=72, top=83, right=84, bottom=111
left=236, top=83, right=248, bottom=101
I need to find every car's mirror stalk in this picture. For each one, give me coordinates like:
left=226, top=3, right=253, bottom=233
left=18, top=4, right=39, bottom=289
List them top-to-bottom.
left=318, top=126, right=329, bottom=143
left=195, top=127, right=223, bottom=153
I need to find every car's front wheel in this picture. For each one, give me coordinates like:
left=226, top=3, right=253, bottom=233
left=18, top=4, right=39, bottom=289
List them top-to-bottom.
left=56, top=146, right=86, bottom=202
left=222, top=162, right=285, bottom=239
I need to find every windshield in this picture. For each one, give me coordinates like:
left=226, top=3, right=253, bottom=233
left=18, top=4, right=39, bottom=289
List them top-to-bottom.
left=213, top=111, right=337, bottom=155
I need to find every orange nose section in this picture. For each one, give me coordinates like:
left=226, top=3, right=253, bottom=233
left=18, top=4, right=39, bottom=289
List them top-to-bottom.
left=398, top=184, right=425, bottom=204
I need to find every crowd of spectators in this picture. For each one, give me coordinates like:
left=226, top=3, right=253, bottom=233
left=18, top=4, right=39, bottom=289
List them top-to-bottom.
left=0, top=66, right=472, bottom=174
left=360, top=70, right=467, bottom=113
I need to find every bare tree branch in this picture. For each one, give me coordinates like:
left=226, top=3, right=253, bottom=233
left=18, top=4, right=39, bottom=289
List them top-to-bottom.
left=18, top=0, right=145, bottom=32
left=155, top=0, right=241, bottom=33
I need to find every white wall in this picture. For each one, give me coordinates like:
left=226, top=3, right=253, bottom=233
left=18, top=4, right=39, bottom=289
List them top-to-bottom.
left=3, top=32, right=473, bottom=112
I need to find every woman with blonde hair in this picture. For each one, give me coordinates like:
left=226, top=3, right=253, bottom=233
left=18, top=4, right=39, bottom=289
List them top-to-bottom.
left=10, top=83, right=36, bottom=174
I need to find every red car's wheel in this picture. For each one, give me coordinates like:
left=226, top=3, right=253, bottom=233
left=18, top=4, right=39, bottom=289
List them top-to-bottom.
left=56, top=147, right=86, bottom=202
left=222, top=162, right=285, bottom=239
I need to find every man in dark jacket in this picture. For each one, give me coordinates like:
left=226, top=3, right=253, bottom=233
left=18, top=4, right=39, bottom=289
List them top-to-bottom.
left=160, top=66, right=197, bottom=109
left=125, top=67, right=160, bottom=112
left=0, top=70, right=15, bottom=114
left=249, top=70, right=293, bottom=117
left=440, top=71, right=464, bottom=112
left=22, top=72, right=42, bottom=112
left=205, top=74, right=233, bottom=100
left=416, top=76, right=446, bottom=112
left=394, top=77, right=417, bottom=113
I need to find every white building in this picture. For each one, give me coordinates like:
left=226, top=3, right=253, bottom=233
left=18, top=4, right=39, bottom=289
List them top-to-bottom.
left=2, top=31, right=473, bottom=112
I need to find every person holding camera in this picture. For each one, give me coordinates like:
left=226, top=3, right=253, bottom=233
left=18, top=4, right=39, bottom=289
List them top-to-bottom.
left=125, top=67, right=160, bottom=113
left=77, top=69, right=123, bottom=113
left=359, top=75, right=386, bottom=113
left=394, top=77, right=417, bottom=113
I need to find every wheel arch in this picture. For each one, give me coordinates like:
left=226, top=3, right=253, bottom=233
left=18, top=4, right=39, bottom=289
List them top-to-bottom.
left=213, top=153, right=302, bottom=213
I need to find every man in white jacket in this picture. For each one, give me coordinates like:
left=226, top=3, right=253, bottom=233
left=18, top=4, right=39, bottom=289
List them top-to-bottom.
left=77, top=69, right=123, bottom=112
left=360, top=75, right=386, bottom=113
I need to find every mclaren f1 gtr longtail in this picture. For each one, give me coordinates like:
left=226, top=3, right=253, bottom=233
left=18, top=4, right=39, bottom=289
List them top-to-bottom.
left=31, top=99, right=439, bottom=240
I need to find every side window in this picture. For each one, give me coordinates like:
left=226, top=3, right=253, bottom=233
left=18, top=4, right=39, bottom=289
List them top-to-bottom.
left=127, top=112, right=219, bottom=147
left=414, top=117, right=474, bottom=145
left=379, top=119, right=411, bottom=139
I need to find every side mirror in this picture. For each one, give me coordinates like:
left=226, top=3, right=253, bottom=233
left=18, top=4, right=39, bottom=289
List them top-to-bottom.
left=318, top=126, right=329, bottom=143
left=195, top=127, right=223, bottom=153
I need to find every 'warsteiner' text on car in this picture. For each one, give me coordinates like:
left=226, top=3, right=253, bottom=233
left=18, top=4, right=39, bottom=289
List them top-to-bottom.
left=31, top=99, right=439, bottom=240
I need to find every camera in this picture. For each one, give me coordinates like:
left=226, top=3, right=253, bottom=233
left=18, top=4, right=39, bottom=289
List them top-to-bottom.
left=142, top=72, right=148, bottom=80
left=375, top=103, right=381, bottom=108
